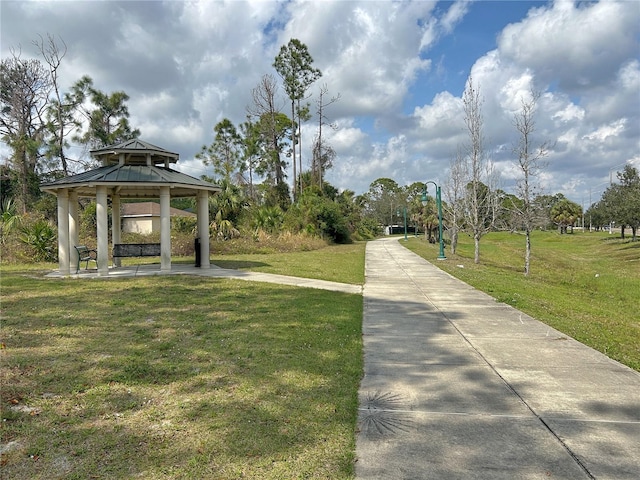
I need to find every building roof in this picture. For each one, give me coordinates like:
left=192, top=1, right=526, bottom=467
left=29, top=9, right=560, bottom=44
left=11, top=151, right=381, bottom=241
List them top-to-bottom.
left=121, top=202, right=196, bottom=218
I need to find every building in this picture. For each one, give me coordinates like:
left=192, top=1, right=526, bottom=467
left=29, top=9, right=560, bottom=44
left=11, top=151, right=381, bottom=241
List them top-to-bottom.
left=121, top=202, right=196, bottom=234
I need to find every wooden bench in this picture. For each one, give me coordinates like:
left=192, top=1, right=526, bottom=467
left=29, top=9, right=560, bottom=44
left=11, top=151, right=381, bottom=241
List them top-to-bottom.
left=112, top=243, right=161, bottom=258
left=74, top=245, right=97, bottom=273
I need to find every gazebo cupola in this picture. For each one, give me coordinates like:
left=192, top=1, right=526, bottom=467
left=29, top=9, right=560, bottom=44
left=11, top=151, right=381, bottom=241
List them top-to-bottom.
left=41, top=139, right=220, bottom=276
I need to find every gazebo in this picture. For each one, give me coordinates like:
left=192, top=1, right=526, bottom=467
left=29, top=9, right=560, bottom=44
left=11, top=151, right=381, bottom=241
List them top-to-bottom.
left=41, top=139, right=221, bottom=276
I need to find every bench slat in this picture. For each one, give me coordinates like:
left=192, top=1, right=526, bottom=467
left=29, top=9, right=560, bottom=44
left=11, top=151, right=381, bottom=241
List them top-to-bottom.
left=113, top=243, right=161, bottom=257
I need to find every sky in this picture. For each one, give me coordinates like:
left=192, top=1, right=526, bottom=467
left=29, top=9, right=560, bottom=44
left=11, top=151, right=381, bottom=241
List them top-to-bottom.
left=1, top=0, right=639, bottom=207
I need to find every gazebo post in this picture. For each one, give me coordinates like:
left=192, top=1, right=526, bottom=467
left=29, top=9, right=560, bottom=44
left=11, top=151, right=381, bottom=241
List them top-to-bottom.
left=96, top=185, right=109, bottom=276
left=160, top=186, right=171, bottom=272
left=57, top=188, right=70, bottom=277
left=69, top=190, right=79, bottom=271
left=197, top=190, right=210, bottom=268
left=112, top=193, right=121, bottom=267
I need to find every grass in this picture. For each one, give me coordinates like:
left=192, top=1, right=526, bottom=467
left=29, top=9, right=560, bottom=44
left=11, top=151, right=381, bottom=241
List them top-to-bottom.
left=403, top=230, right=640, bottom=371
left=209, top=242, right=366, bottom=285
left=1, top=267, right=363, bottom=479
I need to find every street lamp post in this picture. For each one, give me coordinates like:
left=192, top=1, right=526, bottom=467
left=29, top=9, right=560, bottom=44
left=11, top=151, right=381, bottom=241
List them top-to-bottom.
left=421, top=182, right=446, bottom=260
left=396, top=207, right=408, bottom=241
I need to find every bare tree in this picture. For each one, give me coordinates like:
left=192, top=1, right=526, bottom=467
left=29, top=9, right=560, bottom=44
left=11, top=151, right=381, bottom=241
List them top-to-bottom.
left=35, top=34, right=73, bottom=176
left=461, top=77, right=496, bottom=264
left=312, top=83, right=340, bottom=189
left=512, top=90, right=551, bottom=275
left=443, top=146, right=467, bottom=255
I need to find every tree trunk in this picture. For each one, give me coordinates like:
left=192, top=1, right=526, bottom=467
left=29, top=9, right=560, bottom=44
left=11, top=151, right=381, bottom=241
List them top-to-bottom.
left=290, top=101, right=296, bottom=200
left=450, top=228, right=458, bottom=255
left=524, top=229, right=531, bottom=276
left=474, top=233, right=480, bottom=264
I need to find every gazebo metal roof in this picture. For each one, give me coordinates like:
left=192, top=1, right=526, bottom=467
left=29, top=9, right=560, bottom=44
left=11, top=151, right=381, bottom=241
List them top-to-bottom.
left=41, top=138, right=220, bottom=198
left=91, top=138, right=179, bottom=165
left=41, top=164, right=219, bottom=198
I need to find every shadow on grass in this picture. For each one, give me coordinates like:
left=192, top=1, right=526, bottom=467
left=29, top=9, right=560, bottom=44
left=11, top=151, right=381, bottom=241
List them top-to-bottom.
left=1, top=274, right=362, bottom=479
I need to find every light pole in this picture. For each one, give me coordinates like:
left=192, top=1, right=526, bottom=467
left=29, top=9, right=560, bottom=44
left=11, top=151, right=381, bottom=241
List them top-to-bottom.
left=421, top=182, right=446, bottom=260
left=396, top=207, right=408, bottom=241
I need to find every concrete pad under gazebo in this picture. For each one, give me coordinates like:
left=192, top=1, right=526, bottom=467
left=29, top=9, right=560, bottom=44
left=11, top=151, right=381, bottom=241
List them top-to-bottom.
left=41, top=139, right=221, bottom=277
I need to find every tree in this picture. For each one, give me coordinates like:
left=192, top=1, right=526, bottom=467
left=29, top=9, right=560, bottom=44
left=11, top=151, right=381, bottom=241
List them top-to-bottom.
left=34, top=33, right=85, bottom=178
left=35, top=34, right=68, bottom=175
left=273, top=39, right=322, bottom=199
left=1, top=50, right=51, bottom=213
left=247, top=74, right=291, bottom=209
left=74, top=76, right=140, bottom=149
left=461, top=77, right=497, bottom=263
left=311, top=84, right=340, bottom=189
left=511, top=90, right=551, bottom=275
left=197, top=118, right=243, bottom=182
left=239, top=119, right=261, bottom=200
left=443, top=147, right=467, bottom=254
left=600, top=165, right=640, bottom=240
left=205, top=177, right=246, bottom=240
left=365, top=178, right=402, bottom=227
left=418, top=189, right=440, bottom=243
left=534, top=193, right=566, bottom=230
left=551, top=198, right=582, bottom=233
left=585, top=201, right=608, bottom=232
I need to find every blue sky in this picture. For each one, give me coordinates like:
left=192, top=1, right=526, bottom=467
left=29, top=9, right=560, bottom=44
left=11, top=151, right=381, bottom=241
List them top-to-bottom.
left=1, top=0, right=639, bottom=206
left=418, top=1, right=539, bottom=99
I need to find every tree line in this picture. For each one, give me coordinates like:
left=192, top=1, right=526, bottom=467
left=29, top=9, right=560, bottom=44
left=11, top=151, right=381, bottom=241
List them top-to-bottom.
left=1, top=35, right=377, bottom=257
left=2, top=35, right=637, bottom=267
left=361, top=77, right=639, bottom=276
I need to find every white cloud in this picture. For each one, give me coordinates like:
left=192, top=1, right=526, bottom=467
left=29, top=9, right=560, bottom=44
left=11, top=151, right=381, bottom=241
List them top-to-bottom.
left=1, top=0, right=638, bottom=204
left=441, top=0, right=472, bottom=34
left=497, top=0, right=640, bottom=92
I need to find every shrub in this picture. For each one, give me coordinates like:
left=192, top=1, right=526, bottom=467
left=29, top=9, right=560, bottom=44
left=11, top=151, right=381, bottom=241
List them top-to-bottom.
left=1, top=198, right=21, bottom=245
left=251, top=205, right=284, bottom=234
left=19, top=214, right=57, bottom=262
left=172, top=216, right=197, bottom=234
left=211, top=231, right=327, bottom=254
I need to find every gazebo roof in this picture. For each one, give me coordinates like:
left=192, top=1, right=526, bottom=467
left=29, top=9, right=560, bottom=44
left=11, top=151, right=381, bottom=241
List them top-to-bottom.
left=41, top=138, right=220, bottom=198
left=90, top=138, right=179, bottom=165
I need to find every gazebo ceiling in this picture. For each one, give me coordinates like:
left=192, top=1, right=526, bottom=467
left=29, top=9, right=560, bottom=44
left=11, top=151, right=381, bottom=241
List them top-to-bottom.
left=41, top=139, right=220, bottom=198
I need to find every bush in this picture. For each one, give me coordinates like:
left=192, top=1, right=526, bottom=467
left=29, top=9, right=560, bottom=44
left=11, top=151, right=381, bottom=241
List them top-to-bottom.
left=283, top=193, right=352, bottom=244
left=251, top=205, right=284, bottom=234
left=19, top=214, right=57, bottom=262
left=172, top=216, right=197, bottom=234
left=353, top=216, right=381, bottom=241
left=211, top=231, right=327, bottom=254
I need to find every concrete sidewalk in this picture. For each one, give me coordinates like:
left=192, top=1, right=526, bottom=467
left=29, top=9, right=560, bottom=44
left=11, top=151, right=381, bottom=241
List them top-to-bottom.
left=355, top=237, right=639, bottom=480
left=46, top=262, right=362, bottom=295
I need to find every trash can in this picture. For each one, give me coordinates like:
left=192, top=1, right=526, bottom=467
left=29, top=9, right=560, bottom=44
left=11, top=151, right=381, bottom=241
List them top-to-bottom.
left=194, top=237, right=201, bottom=267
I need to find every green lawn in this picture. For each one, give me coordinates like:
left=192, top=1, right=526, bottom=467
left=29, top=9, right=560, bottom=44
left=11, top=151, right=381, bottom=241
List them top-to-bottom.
left=403, top=231, right=640, bottom=371
left=210, top=242, right=366, bottom=285
left=1, top=268, right=363, bottom=479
